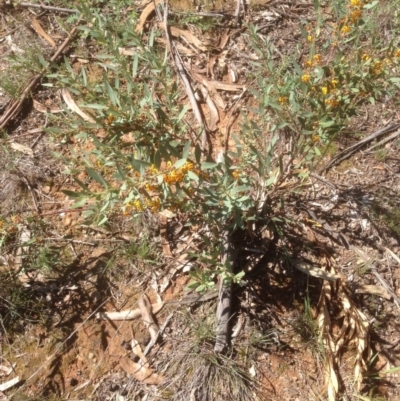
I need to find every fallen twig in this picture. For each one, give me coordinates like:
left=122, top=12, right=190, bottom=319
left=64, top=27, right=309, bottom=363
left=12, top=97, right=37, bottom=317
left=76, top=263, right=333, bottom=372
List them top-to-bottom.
left=19, top=2, right=79, bottom=14
left=0, top=22, right=79, bottom=129
left=319, top=123, right=400, bottom=172
left=366, top=128, right=400, bottom=152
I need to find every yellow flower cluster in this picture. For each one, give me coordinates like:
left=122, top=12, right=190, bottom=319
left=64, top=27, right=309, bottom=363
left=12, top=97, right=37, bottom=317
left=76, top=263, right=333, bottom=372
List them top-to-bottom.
left=350, top=0, right=363, bottom=6
left=349, top=9, right=362, bottom=23
left=341, top=25, right=351, bottom=34
left=307, top=35, right=313, bottom=43
left=395, top=49, right=400, bottom=58
left=304, top=54, right=322, bottom=68
left=312, top=54, right=322, bottom=65
left=372, top=60, right=383, bottom=75
left=301, top=74, right=311, bottom=83
left=321, top=87, right=328, bottom=95
left=278, top=96, right=288, bottom=105
left=325, top=98, right=339, bottom=108
left=163, top=161, right=194, bottom=185
left=149, top=164, right=158, bottom=174
left=232, top=170, right=240, bottom=180
left=145, top=183, right=158, bottom=192
left=146, top=198, right=160, bottom=213
left=124, top=199, right=144, bottom=215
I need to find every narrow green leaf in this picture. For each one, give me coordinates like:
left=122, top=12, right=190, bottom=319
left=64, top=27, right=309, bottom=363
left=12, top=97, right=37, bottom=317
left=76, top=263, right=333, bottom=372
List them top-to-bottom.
left=182, top=140, right=191, bottom=160
left=195, top=143, right=202, bottom=164
left=174, top=158, right=187, bottom=169
left=201, top=162, right=218, bottom=170
left=85, top=167, right=109, bottom=188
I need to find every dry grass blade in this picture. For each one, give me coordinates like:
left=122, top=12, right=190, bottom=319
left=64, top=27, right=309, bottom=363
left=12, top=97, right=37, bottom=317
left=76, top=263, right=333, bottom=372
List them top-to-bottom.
left=200, top=86, right=219, bottom=131
left=0, top=377, right=20, bottom=392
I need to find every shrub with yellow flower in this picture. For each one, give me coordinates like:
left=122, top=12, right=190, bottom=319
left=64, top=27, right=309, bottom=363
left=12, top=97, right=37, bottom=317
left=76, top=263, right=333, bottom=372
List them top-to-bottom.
left=341, top=26, right=351, bottom=34
left=312, top=54, right=322, bottom=65
left=278, top=96, right=288, bottom=105
left=232, top=170, right=240, bottom=180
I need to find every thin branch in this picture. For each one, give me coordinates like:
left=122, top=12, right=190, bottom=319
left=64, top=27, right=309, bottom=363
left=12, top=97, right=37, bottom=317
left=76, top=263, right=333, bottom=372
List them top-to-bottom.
left=19, top=2, right=79, bottom=14
left=0, top=22, right=80, bottom=129
left=319, top=123, right=400, bottom=172
left=366, top=128, right=400, bottom=152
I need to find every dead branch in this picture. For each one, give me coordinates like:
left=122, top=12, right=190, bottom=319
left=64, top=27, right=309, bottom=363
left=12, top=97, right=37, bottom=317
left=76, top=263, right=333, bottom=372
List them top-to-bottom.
left=19, top=2, right=79, bottom=14
left=0, top=23, right=79, bottom=129
left=319, top=123, right=400, bottom=172
left=214, top=231, right=234, bottom=353
left=96, top=302, right=164, bottom=321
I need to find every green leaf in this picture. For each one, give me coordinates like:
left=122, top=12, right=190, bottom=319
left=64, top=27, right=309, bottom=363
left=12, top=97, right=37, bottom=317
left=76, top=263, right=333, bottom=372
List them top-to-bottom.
left=363, top=0, right=378, bottom=8
left=389, top=77, right=400, bottom=83
left=84, top=103, right=108, bottom=110
left=178, top=104, right=190, bottom=122
left=319, top=120, right=335, bottom=128
left=182, top=140, right=191, bottom=160
left=195, top=143, right=202, bottom=164
left=154, top=149, right=161, bottom=170
left=128, top=156, right=151, bottom=173
left=174, top=158, right=187, bottom=169
left=201, top=162, right=218, bottom=170
left=116, top=164, right=127, bottom=180
left=85, top=167, right=109, bottom=188
left=187, top=171, right=199, bottom=181
left=231, top=185, right=251, bottom=194
left=62, top=190, right=82, bottom=198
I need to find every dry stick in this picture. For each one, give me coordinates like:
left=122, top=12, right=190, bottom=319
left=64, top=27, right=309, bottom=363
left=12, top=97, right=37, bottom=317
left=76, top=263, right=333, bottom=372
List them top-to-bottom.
left=162, top=1, right=207, bottom=150
left=19, top=2, right=79, bottom=14
left=0, top=23, right=79, bottom=129
left=319, top=123, right=400, bottom=172
left=366, top=128, right=400, bottom=152
left=214, top=231, right=233, bottom=353
left=138, top=294, right=159, bottom=343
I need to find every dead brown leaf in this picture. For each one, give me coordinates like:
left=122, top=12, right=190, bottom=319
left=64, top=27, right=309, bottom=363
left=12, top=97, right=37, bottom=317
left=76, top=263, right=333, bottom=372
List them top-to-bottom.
left=136, top=0, right=162, bottom=33
left=31, top=18, right=56, bottom=48
left=167, top=26, right=208, bottom=52
left=61, top=89, right=96, bottom=123
left=33, top=99, right=63, bottom=114
left=10, top=142, right=33, bottom=156
left=355, top=284, right=392, bottom=300
left=119, top=356, right=164, bottom=385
